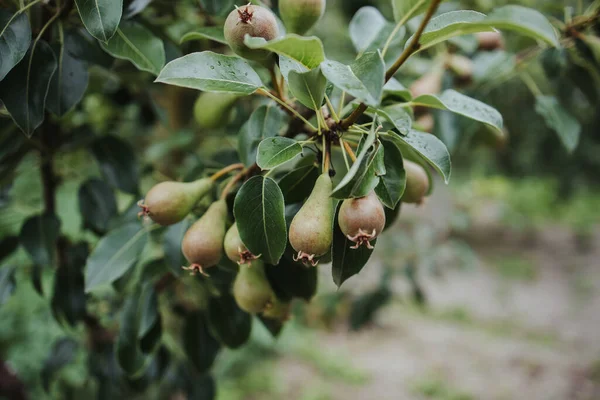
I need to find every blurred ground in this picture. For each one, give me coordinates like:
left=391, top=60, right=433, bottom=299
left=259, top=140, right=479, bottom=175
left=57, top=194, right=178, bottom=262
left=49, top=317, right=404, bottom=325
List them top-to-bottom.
left=217, top=178, right=600, bottom=400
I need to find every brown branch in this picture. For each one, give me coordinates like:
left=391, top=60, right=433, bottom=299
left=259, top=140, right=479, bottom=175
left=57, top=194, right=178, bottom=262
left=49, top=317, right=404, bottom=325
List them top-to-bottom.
left=340, top=0, right=443, bottom=130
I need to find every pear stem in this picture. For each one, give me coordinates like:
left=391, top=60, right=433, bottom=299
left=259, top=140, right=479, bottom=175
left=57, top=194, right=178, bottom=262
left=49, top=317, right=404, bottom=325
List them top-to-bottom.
left=211, top=163, right=244, bottom=181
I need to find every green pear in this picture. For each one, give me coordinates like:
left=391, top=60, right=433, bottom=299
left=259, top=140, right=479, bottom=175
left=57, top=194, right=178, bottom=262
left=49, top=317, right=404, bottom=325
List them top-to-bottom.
left=280, top=0, right=326, bottom=35
left=224, top=4, right=279, bottom=62
left=194, top=92, right=239, bottom=129
left=402, top=161, right=430, bottom=205
left=224, top=223, right=257, bottom=264
left=233, top=260, right=274, bottom=314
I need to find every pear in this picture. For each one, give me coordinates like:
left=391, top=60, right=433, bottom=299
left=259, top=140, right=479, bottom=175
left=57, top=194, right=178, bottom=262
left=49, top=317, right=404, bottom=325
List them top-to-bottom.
left=280, top=0, right=326, bottom=35
left=224, top=4, right=279, bottom=62
left=194, top=92, right=239, bottom=129
left=402, top=161, right=430, bottom=205
left=289, top=173, right=333, bottom=265
left=138, top=178, right=213, bottom=226
left=338, top=191, right=386, bottom=249
left=181, top=200, right=228, bottom=275
left=224, top=223, right=257, bottom=264
left=233, top=260, right=275, bottom=314
left=262, top=296, right=292, bottom=321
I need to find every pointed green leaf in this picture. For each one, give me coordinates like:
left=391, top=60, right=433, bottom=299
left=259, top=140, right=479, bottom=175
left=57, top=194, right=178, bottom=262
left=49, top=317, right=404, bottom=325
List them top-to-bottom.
left=74, top=0, right=123, bottom=42
left=199, top=0, right=235, bottom=16
left=392, top=0, right=432, bottom=23
left=485, top=5, right=559, bottom=48
left=350, top=6, right=405, bottom=53
left=0, top=10, right=31, bottom=81
left=412, top=10, right=492, bottom=51
left=100, top=22, right=165, bottom=75
left=181, top=27, right=227, bottom=45
left=244, top=34, right=325, bottom=69
left=0, top=40, right=57, bottom=137
left=47, top=40, right=89, bottom=117
left=156, top=51, right=264, bottom=95
left=321, top=51, right=385, bottom=107
left=279, top=55, right=308, bottom=80
left=287, top=67, right=327, bottom=110
left=383, top=78, right=412, bottom=101
left=412, top=89, right=503, bottom=134
left=535, top=95, right=581, bottom=153
left=371, top=103, right=412, bottom=134
left=238, top=105, right=288, bottom=166
left=91, top=135, right=140, bottom=195
left=257, top=137, right=302, bottom=170
left=375, top=140, right=406, bottom=209
left=278, top=161, right=319, bottom=204
left=234, top=176, right=287, bottom=265
left=78, top=178, right=118, bottom=233
left=19, top=214, right=61, bottom=267
left=163, top=219, right=191, bottom=277
left=85, top=223, right=148, bottom=292
left=51, top=242, right=87, bottom=327
left=265, top=256, right=317, bottom=301
left=116, top=283, right=151, bottom=376
left=207, top=293, right=252, bottom=349
left=183, top=311, right=221, bottom=373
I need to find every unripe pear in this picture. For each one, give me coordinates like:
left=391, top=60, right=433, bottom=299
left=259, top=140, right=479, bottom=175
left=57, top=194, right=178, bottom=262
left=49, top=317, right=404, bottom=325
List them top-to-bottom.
left=280, top=0, right=326, bottom=35
left=224, top=4, right=279, bottom=62
left=476, top=31, right=504, bottom=51
left=194, top=92, right=239, bottom=129
left=402, top=161, right=430, bottom=205
left=289, top=173, right=333, bottom=266
left=138, top=178, right=213, bottom=226
left=338, top=191, right=386, bottom=249
left=181, top=200, right=228, bottom=275
left=224, top=223, right=258, bottom=264
left=233, top=260, right=274, bottom=314
left=262, top=296, right=291, bottom=321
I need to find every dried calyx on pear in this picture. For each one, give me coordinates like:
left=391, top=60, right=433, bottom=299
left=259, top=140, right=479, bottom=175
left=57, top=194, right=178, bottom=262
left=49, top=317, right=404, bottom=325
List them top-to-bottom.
left=279, top=0, right=326, bottom=35
left=224, top=4, right=279, bottom=62
left=402, top=160, right=430, bottom=205
left=289, top=173, right=334, bottom=266
left=138, top=178, right=213, bottom=226
left=338, top=191, right=386, bottom=249
left=181, top=199, right=228, bottom=276
left=224, top=223, right=258, bottom=265
left=233, top=260, right=275, bottom=314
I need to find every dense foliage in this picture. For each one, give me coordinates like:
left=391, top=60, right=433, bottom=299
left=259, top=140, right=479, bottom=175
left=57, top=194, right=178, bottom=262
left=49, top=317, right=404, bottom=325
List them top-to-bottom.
left=0, top=0, right=598, bottom=398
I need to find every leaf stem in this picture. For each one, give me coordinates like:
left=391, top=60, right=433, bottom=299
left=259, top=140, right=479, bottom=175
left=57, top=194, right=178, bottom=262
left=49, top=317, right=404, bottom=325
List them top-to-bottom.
left=340, top=0, right=442, bottom=130
left=520, top=72, right=543, bottom=97
left=258, top=88, right=317, bottom=131
left=325, top=95, right=340, bottom=122
left=339, top=138, right=351, bottom=170
left=342, top=140, right=357, bottom=162
left=210, top=163, right=244, bottom=181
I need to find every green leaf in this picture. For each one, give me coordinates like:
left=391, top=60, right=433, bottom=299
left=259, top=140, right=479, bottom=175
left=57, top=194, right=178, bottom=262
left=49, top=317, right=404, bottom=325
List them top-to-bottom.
left=74, top=0, right=122, bottom=42
left=125, top=0, right=153, bottom=18
left=199, top=0, right=235, bottom=16
left=392, top=0, right=432, bottom=23
left=485, top=5, right=559, bottom=48
left=349, top=6, right=405, bottom=53
left=0, top=10, right=31, bottom=81
left=413, top=10, right=492, bottom=51
left=100, top=22, right=165, bottom=75
left=181, top=27, right=227, bottom=45
left=64, top=28, right=113, bottom=68
left=244, top=34, right=325, bottom=69
left=0, top=40, right=57, bottom=137
left=47, top=41, right=89, bottom=117
left=156, top=51, right=264, bottom=95
left=321, top=51, right=385, bottom=107
left=278, top=55, right=308, bottom=80
left=287, top=67, right=327, bottom=110
left=383, top=78, right=412, bottom=101
left=412, top=89, right=503, bottom=134
left=535, top=95, right=581, bottom=153
left=371, top=103, right=412, bottom=134
left=238, top=105, right=288, bottom=166
left=331, top=128, right=384, bottom=199
left=386, top=129, right=451, bottom=183
left=91, top=135, right=140, bottom=195
left=257, top=137, right=302, bottom=170
left=375, top=140, right=406, bottom=209
left=278, top=161, right=320, bottom=204
left=234, top=176, right=287, bottom=265
left=78, top=178, right=118, bottom=233
left=332, top=205, right=376, bottom=288
left=19, top=214, right=61, bottom=267
left=163, top=219, right=191, bottom=277
left=85, top=223, right=148, bottom=292
left=0, top=236, right=19, bottom=264
left=51, top=242, right=87, bottom=327
left=265, top=256, right=317, bottom=301
left=0, top=266, right=16, bottom=306
left=116, top=283, right=151, bottom=376
left=137, top=284, right=161, bottom=354
left=207, top=293, right=252, bottom=349
left=183, top=311, right=221, bottom=374
left=41, top=338, right=79, bottom=393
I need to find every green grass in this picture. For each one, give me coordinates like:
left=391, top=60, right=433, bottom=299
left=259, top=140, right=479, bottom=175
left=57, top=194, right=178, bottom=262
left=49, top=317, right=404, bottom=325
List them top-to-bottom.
left=410, top=373, right=474, bottom=400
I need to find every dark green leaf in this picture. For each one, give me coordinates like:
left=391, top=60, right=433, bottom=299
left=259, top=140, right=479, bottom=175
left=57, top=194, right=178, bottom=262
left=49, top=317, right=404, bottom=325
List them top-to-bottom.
left=74, top=0, right=123, bottom=42
left=199, top=0, right=235, bottom=16
left=0, top=10, right=31, bottom=81
left=100, top=21, right=165, bottom=75
left=181, top=27, right=227, bottom=45
left=64, top=28, right=114, bottom=68
left=245, top=34, right=325, bottom=69
left=0, top=40, right=57, bottom=136
left=47, top=40, right=89, bottom=116
left=156, top=51, right=264, bottom=95
left=321, top=51, right=385, bottom=107
left=288, top=67, right=327, bottom=110
left=535, top=95, right=581, bottom=153
left=238, top=104, right=288, bottom=166
left=91, top=135, right=140, bottom=194
left=257, top=137, right=302, bottom=170
left=375, top=140, right=406, bottom=209
left=278, top=161, right=319, bottom=204
left=234, top=176, right=287, bottom=265
left=78, top=178, right=118, bottom=233
left=331, top=205, right=376, bottom=288
left=19, top=214, right=61, bottom=267
left=163, top=219, right=191, bottom=277
left=85, top=223, right=148, bottom=292
left=0, top=236, right=19, bottom=264
left=51, top=242, right=87, bottom=327
left=265, top=256, right=317, bottom=301
left=0, top=265, right=16, bottom=305
left=117, top=284, right=151, bottom=376
left=137, top=285, right=161, bottom=354
left=207, top=293, right=252, bottom=349
left=183, top=311, right=221, bottom=373
left=41, top=338, right=78, bottom=392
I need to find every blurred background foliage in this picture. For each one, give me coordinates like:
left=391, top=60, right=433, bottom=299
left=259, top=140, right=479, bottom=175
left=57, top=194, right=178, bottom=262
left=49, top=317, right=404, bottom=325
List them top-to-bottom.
left=1, top=0, right=600, bottom=399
